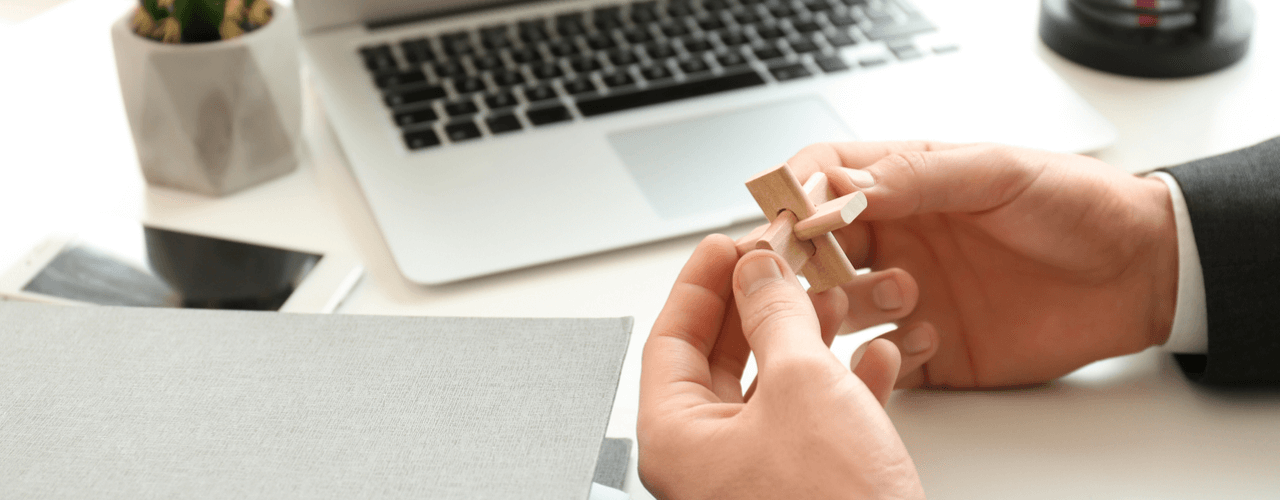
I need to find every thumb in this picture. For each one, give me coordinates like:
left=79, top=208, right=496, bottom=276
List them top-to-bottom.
left=824, top=144, right=1043, bottom=220
left=732, top=250, right=830, bottom=369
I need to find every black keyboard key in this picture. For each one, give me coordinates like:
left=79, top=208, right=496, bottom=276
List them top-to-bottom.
left=703, top=0, right=731, bottom=11
left=803, top=0, right=835, bottom=12
left=631, top=1, right=659, bottom=23
left=667, top=1, right=694, bottom=17
left=767, top=3, right=795, bottom=18
left=864, top=4, right=893, bottom=23
left=593, top=7, right=624, bottom=30
left=733, top=9, right=761, bottom=24
left=556, top=13, right=587, bottom=37
left=828, top=13, right=856, bottom=26
left=697, top=15, right=726, bottom=31
left=863, top=17, right=935, bottom=40
left=518, top=19, right=550, bottom=42
left=792, top=19, right=821, bottom=33
left=661, top=21, right=690, bottom=37
left=755, top=24, right=785, bottom=40
left=480, top=26, right=513, bottom=49
left=623, top=26, right=654, bottom=43
left=717, top=29, right=750, bottom=46
left=825, top=31, right=856, bottom=47
left=587, top=32, right=618, bottom=50
left=440, top=33, right=475, bottom=55
left=682, top=37, right=713, bottom=53
left=788, top=37, right=820, bottom=53
left=399, top=39, right=436, bottom=63
left=548, top=39, right=581, bottom=57
left=645, top=41, right=677, bottom=59
left=890, top=43, right=923, bottom=60
left=360, top=44, right=393, bottom=60
left=752, top=44, right=785, bottom=61
left=361, top=45, right=397, bottom=71
left=509, top=45, right=542, bottom=64
left=607, top=48, right=638, bottom=66
left=716, top=50, right=749, bottom=68
left=363, top=53, right=399, bottom=72
left=472, top=53, right=505, bottom=70
left=570, top=55, right=602, bottom=73
left=814, top=55, right=848, bottom=72
left=858, top=56, right=887, bottom=67
left=678, top=57, right=710, bottom=75
left=434, top=60, right=466, bottom=78
left=532, top=61, right=565, bottom=79
left=769, top=62, right=811, bottom=81
left=640, top=63, right=673, bottom=81
left=491, top=69, right=526, bottom=87
left=374, top=70, right=427, bottom=89
left=577, top=70, right=765, bottom=116
left=603, top=71, right=636, bottom=88
left=452, top=76, right=486, bottom=94
left=564, top=76, right=599, bottom=94
left=524, top=84, right=559, bottom=102
left=384, top=86, right=447, bottom=107
left=485, top=91, right=519, bottom=110
left=444, top=100, right=480, bottom=117
left=527, top=105, right=573, bottom=125
left=393, top=107, right=440, bottom=127
left=486, top=113, right=523, bottom=134
left=445, top=120, right=483, bottom=141
left=404, top=129, right=442, bottom=149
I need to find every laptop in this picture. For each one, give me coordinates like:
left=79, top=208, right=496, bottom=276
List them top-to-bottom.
left=296, top=0, right=1116, bottom=284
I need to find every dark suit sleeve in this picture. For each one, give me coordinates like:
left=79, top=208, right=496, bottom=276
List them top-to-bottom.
left=1161, top=137, right=1280, bottom=385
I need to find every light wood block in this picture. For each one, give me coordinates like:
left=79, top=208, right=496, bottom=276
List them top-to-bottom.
left=740, top=162, right=864, bottom=293
left=803, top=172, right=834, bottom=205
left=794, top=192, right=867, bottom=240
left=752, top=211, right=813, bottom=273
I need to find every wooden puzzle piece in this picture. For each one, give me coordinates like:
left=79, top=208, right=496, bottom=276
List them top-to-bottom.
left=734, top=163, right=867, bottom=293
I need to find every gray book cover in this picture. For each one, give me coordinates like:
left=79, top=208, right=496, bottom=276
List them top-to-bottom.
left=0, top=302, right=632, bottom=499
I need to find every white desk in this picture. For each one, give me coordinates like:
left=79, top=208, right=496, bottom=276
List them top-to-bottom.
left=2, top=0, right=1279, bottom=497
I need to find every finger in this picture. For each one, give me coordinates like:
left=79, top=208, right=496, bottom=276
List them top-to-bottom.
left=787, top=141, right=966, bottom=184
left=823, top=144, right=1045, bottom=221
left=641, top=234, right=739, bottom=411
left=732, top=250, right=830, bottom=370
left=837, top=268, right=919, bottom=333
left=809, top=285, right=849, bottom=347
left=707, top=298, right=748, bottom=403
left=877, top=322, right=939, bottom=389
left=850, top=339, right=902, bottom=407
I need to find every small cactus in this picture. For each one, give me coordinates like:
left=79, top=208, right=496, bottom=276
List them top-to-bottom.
left=131, top=0, right=273, bottom=43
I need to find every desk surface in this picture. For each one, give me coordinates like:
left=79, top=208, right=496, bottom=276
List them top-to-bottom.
left=3, top=0, right=1279, bottom=497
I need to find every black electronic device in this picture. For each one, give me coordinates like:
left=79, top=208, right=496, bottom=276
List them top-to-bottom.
left=1039, top=0, right=1254, bottom=78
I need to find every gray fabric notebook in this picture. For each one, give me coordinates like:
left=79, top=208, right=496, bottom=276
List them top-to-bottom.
left=0, top=302, right=632, bottom=499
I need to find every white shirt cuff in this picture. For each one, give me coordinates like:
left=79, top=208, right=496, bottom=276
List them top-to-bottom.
left=1147, top=172, right=1208, bottom=354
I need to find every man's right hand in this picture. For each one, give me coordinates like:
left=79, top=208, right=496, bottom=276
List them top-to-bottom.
left=786, top=142, right=1181, bottom=388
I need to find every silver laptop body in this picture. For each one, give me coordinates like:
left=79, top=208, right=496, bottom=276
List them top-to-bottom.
left=297, top=0, right=1116, bottom=284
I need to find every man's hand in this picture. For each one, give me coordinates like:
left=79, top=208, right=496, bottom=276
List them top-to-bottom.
left=786, top=142, right=1180, bottom=388
left=638, top=236, right=925, bottom=500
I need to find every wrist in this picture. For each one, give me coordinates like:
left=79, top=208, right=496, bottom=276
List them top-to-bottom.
left=1137, top=176, right=1179, bottom=348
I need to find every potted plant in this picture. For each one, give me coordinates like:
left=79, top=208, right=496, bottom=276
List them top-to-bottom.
left=112, top=0, right=302, bottom=197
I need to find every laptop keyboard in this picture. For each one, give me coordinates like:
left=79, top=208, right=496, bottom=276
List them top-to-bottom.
left=359, top=0, right=953, bottom=150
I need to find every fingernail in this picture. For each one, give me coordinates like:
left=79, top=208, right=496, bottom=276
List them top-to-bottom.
left=847, top=169, right=875, bottom=189
left=740, top=255, right=783, bottom=296
left=871, top=280, right=903, bottom=310
left=902, top=326, right=932, bottom=354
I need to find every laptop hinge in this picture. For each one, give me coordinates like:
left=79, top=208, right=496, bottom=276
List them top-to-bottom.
left=365, top=0, right=553, bottom=30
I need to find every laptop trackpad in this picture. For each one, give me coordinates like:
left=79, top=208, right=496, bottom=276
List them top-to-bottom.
left=607, top=97, right=854, bottom=220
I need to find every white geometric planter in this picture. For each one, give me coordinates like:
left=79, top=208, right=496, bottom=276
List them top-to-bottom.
left=111, top=2, right=301, bottom=197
